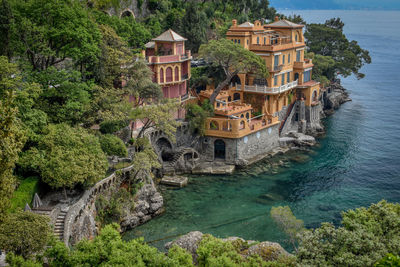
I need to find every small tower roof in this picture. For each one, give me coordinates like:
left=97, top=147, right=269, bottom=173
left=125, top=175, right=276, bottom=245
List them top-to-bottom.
left=266, top=19, right=304, bottom=29
left=238, top=21, right=254, bottom=27
left=152, top=29, right=187, bottom=42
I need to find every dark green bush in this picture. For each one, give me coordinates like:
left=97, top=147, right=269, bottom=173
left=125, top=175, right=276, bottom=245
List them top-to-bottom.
left=99, top=120, right=127, bottom=134
left=99, top=134, right=127, bottom=157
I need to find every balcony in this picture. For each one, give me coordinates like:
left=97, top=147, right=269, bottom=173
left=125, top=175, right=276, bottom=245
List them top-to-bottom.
left=249, top=41, right=304, bottom=52
left=147, top=52, right=192, bottom=65
left=293, top=58, right=313, bottom=69
left=235, top=80, right=298, bottom=94
left=214, top=102, right=252, bottom=116
left=204, top=115, right=279, bottom=139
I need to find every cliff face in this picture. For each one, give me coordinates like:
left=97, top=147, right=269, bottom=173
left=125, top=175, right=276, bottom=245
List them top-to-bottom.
left=105, top=0, right=150, bottom=19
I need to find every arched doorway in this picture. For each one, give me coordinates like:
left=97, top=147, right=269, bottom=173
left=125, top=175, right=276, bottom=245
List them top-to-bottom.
left=120, top=9, right=135, bottom=18
left=214, top=139, right=226, bottom=160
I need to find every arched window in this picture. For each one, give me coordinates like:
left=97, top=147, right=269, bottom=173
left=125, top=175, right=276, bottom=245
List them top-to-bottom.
left=174, top=66, right=179, bottom=81
left=166, top=67, right=173, bottom=82
left=160, top=68, right=164, bottom=83
left=231, top=75, right=241, bottom=85
left=312, top=90, right=318, bottom=101
left=246, top=112, right=250, bottom=119
left=240, top=120, right=245, bottom=129
left=214, top=139, right=226, bottom=159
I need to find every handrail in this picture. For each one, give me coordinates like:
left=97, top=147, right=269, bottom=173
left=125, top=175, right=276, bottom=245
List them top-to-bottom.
left=235, top=80, right=298, bottom=94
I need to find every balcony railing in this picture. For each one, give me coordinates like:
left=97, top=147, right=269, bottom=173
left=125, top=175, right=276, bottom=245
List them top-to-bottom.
left=235, top=80, right=298, bottom=94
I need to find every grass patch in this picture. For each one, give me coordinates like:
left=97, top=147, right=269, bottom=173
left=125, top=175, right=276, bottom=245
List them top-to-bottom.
left=9, top=177, right=40, bottom=212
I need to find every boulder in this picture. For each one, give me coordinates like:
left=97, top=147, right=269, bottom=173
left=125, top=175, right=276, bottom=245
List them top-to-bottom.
left=165, top=231, right=204, bottom=262
left=245, top=241, right=289, bottom=261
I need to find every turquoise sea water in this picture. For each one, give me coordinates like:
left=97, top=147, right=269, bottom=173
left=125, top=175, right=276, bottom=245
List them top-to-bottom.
left=124, top=10, right=400, bottom=250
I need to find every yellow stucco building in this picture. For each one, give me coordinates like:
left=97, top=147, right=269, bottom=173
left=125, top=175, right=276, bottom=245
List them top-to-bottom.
left=200, top=17, right=321, bottom=140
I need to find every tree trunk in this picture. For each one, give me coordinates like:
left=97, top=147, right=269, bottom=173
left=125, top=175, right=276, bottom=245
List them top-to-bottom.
left=209, top=71, right=237, bottom=104
left=63, top=187, right=67, bottom=200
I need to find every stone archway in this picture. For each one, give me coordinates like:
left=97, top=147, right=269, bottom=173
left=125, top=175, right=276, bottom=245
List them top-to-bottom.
left=120, top=9, right=135, bottom=18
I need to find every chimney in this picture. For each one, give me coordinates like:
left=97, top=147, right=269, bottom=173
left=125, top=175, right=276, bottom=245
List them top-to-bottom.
left=275, top=16, right=279, bottom=22
left=232, top=19, right=237, bottom=27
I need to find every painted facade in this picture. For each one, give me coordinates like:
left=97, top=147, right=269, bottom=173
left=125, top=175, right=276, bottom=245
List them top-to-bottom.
left=201, top=17, right=321, bottom=141
left=143, top=29, right=192, bottom=119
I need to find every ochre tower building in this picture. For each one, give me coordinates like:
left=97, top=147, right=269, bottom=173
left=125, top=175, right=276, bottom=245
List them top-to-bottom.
left=199, top=18, right=322, bottom=164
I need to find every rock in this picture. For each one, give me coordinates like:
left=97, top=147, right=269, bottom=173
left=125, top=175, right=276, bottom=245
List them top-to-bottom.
left=160, top=176, right=188, bottom=187
left=150, top=202, right=163, bottom=212
left=165, top=231, right=204, bottom=262
left=245, top=241, right=289, bottom=261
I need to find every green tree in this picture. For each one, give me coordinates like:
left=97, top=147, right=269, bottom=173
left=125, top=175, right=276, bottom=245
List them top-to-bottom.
left=0, top=0, right=13, bottom=59
left=13, top=0, right=101, bottom=72
left=180, top=2, right=208, bottom=53
left=305, top=18, right=371, bottom=79
left=199, top=38, right=268, bottom=104
left=306, top=52, right=335, bottom=86
left=0, top=57, right=27, bottom=222
left=125, top=58, right=162, bottom=107
left=30, top=68, right=92, bottom=125
left=131, top=99, right=180, bottom=141
left=186, top=100, right=214, bottom=136
left=18, top=124, right=108, bottom=196
left=99, top=134, right=128, bottom=157
left=131, top=138, right=161, bottom=183
left=297, top=200, right=400, bottom=266
left=270, top=206, right=305, bottom=252
left=0, top=210, right=52, bottom=259
left=44, top=224, right=193, bottom=266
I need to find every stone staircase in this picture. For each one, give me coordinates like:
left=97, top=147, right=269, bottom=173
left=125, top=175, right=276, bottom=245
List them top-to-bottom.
left=279, top=102, right=295, bottom=135
left=163, top=147, right=195, bottom=175
left=54, top=210, right=67, bottom=240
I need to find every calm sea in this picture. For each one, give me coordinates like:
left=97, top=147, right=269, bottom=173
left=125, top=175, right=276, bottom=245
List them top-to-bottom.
left=124, top=10, right=400, bottom=250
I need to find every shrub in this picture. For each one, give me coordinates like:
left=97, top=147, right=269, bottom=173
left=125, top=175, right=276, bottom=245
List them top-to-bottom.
left=99, top=120, right=127, bottom=134
left=99, top=134, right=127, bottom=157
left=9, top=177, right=39, bottom=212
left=375, top=254, right=400, bottom=266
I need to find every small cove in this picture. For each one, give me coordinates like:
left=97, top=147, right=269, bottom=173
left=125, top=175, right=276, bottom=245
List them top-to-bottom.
left=124, top=10, right=400, bottom=251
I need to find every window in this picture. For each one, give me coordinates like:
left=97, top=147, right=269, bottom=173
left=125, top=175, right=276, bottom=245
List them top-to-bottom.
left=295, top=34, right=298, bottom=42
left=257, top=37, right=259, bottom=44
left=264, top=37, right=266, bottom=45
left=234, top=39, right=237, bottom=43
left=238, top=39, right=240, bottom=44
left=247, top=40, right=249, bottom=45
left=296, top=50, right=301, bottom=62
left=288, top=53, right=291, bottom=63
left=274, top=55, right=279, bottom=67
left=282, top=55, right=285, bottom=65
left=160, top=68, right=164, bottom=83
left=304, top=70, right=311, bottom=82
left=287, top=72, right=290, bottom=83
left=281, top=74, right=285, bottom=86
left=274, top=75, right=278, bottom=86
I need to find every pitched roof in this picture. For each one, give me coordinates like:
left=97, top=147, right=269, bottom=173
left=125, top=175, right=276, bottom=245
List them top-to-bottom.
left=266, top=19, right=304, bottom=28
left=238, top=21, right=254, bottom=27
left=152, top=29, right=187, bottom=42
left=145, top=41, right=155, bottom=48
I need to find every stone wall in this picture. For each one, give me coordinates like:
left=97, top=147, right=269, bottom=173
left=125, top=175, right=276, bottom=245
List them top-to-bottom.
left=106, top=0, right=150, bottom=19
left=199, top=123, right=280, bottom=166
left=62, top=165, right=163, bottom=246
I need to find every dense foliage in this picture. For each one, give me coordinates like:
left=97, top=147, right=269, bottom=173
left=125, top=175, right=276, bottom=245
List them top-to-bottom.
left=304, top=18, right=371, bottom=80
left=0, top=57, right=27, bottom=221
left=186, top=100, right=214, bottom=136
left=18, top=123, right=108, bottom=191
left=99, top=134, right=128, bottom=157
left=292, top=200, right=400, bottom=266
left=0, top=210, right=52, bottom=258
